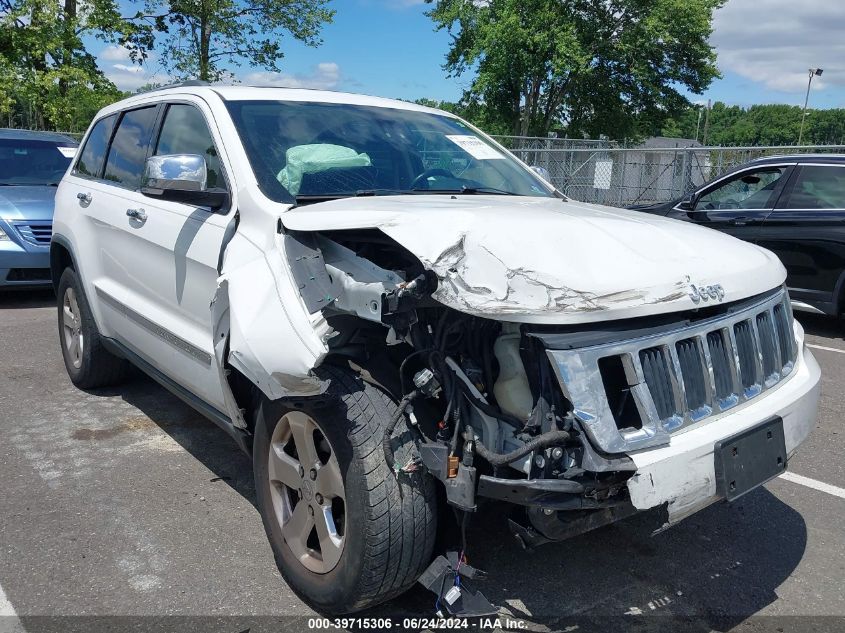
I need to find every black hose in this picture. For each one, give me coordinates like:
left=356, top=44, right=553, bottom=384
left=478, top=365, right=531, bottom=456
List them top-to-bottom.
left=453, top=377, right=525, bottom=428
left=449, top=385, right=463, bottom=455
left=383, top=390, right=419, bottom=471
left=464, top=426, right=570, bottom=467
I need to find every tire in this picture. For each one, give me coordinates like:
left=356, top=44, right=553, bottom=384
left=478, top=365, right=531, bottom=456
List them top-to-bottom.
left=57, top=267, right=129, bottom=389
left=253, top=365, right=437, bottom=614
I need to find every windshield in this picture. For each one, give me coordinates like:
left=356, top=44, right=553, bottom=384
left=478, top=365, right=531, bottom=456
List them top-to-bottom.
left=226, top=101, right=553, bottom=203
left=0, top=138, right=75, bottom=186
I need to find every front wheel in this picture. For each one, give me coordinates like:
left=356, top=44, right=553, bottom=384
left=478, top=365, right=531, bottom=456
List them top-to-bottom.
left=253, top=366, right=437, bottom=614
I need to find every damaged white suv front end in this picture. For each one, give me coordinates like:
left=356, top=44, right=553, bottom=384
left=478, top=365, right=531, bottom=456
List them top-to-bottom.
left=53, top=87, right=820, bottom=615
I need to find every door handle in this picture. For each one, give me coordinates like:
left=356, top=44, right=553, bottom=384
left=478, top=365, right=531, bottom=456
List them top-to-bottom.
left=76, top=192, right=91, bottom=205
left=126, top=208, right=147, bottom=223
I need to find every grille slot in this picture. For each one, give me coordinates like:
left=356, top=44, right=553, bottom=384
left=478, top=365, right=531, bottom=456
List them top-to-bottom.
left=15, top=223, right=52, bottom=245
left=773, top=303, right=794, bottom=368
left=756, top=311, right=779, bottom=380
left=734, top=320, right=758, bottom=390
left=707, top=330, right=734, bottom=401
left=676, top=338, right=707, bottom=411
left=639, top=347, right=676, bottom=420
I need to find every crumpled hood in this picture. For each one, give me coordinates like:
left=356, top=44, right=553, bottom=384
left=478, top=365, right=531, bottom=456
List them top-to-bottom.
left=0, top=186, right=57, bottom=221
left=281, top=195, right=786, bottom=324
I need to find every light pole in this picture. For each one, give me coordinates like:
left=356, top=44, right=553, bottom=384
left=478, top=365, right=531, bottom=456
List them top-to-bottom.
left=798, top=68, right=823, bottom=145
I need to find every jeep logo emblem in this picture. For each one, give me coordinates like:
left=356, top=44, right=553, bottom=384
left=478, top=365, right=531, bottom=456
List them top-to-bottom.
left=689, top=283, right=725, bottom=304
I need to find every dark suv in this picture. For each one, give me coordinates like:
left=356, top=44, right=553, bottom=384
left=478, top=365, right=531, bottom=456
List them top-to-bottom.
left=633, top=155, right=845, bottom=316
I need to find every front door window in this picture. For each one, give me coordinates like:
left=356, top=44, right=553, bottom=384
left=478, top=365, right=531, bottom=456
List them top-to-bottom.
left=695, top=167, right=788, bottom=211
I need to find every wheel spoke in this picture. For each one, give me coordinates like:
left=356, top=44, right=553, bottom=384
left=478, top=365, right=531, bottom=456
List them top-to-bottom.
left=68, top=291, right=80, bottom=320
left=63, top=305, right=75, bottom=329
left=68, top=335, right=80, bottom=361
left=287, top=411, right=318, bottom=467
left=268, top=444, right=302, bottom=488
left=316, top=459, right=344, bottom=500
left=281, top=501, right=314, bottom=558
left=314, top=506, right=343, bottom=570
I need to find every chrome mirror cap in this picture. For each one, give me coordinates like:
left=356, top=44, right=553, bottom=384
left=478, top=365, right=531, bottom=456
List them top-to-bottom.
left=143, top=154, right=207, bottom=192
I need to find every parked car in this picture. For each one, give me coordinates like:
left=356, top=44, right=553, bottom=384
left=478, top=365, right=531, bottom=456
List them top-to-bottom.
left=51, top=85, right=820, bottom=615
left=0, top=129, right=77, bottom=288
left=631, top=155, right=845, bottom=316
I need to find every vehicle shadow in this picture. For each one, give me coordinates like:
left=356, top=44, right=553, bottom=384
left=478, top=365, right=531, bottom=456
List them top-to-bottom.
left=0, top=288, right=55, bottom=309
left=796, top=313, right=844, bottom=342
left=91, top=371, right=258, bottom=506
left=86, top=373, right=807, bottom=631
left=377, top=490, right=806, bottom=630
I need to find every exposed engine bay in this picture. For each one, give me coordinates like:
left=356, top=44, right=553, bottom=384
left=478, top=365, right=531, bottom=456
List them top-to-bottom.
left=284, top=227, right=636, bottom=550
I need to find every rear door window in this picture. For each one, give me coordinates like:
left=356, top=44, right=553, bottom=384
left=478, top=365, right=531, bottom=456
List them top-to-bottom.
left=154, top=104, right=223, bottom=188
left=103, top=106, right=159, bottom=190
left=75, top=115, right=117, bottom=178
left=782, top=165, right=845, bottom=209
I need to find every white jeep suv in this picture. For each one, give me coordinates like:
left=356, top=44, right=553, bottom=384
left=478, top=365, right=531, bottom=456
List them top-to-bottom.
left=51, top=84, right=821, bottom=615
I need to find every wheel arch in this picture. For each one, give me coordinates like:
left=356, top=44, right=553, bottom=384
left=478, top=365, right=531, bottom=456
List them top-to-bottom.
left=49, top=234, right=78, bottom=291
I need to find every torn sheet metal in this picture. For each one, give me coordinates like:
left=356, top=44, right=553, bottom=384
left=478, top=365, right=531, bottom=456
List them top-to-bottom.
left=280, top=195, right=786, bottom=325
left=218, top=234, right=328, bottom=400
left=210, top=280, right=248, bottom=429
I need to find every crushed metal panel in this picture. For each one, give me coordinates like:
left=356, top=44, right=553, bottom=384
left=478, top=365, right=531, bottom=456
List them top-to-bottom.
left=280, top=195, right=787, bottom=324
left=284, top=232, right=336, bottom=314
left=220, top=235, right=328, bottom=400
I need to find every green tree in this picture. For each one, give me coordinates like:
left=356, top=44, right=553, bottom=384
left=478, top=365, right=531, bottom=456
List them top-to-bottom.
left=0, top=0, right=145, bottom=130
left=137, top=0, right=335, bottom=82
left=426, top=0, right=724, bottom=139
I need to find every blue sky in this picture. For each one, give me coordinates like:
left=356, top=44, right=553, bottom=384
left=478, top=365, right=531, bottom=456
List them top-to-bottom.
left=96, top=0, right=845, bottom=110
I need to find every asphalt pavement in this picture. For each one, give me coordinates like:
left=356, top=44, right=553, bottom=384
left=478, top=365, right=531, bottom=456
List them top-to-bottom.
left=1, top=289, right=844, bottom=633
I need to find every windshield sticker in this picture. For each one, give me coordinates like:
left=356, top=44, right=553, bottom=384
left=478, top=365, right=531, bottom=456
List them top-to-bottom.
left=445, top=135, right=505, bottom=160
left=57, top=146, right=77, bottom=158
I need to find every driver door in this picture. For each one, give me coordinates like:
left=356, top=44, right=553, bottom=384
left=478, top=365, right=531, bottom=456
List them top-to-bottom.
left=682, top=165, right=795, bottom=243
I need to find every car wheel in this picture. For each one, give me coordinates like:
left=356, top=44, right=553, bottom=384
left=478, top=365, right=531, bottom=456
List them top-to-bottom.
left=57, top=268, right=129, bottom=389
left=253, top=365, right=437, bottom=614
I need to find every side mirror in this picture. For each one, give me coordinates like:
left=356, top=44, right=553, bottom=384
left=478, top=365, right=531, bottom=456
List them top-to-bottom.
left=141, top=154, right=229, bottom=210
left=530, top=165, right=552, bottom=183
left=677, top=192, right=697, bottom=211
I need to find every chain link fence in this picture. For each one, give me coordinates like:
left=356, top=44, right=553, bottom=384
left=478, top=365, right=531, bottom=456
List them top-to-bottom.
left=493, top=136, right=845, bottom=207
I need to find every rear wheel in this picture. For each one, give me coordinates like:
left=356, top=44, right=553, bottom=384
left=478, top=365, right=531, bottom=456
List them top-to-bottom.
left=57, top=268, right=129, bottom=388
left=253, top=366, right=437, bottom=614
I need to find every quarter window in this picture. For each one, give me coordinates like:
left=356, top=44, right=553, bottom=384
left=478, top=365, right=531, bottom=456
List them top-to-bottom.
left=154, top=104, right=223, bottom=188
left=103, top=107, right=158, bottom=190
left=75, top=114, right=117, bottom=178
left=783, top=166, right=845, bottom=209
left=695, top=168, right=787, bottom=211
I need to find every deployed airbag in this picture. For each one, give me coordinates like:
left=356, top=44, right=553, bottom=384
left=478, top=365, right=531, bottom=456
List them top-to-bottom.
left=277, top=144, right=372, bottom=195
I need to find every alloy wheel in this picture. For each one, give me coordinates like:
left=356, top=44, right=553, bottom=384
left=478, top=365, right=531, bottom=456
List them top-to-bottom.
left=62, top=287, right=84, bottom=369
left=268, top=411, right=346, bottom=574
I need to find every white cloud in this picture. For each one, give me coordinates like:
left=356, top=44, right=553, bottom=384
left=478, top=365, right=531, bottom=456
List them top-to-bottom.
left=712, top=0, right=845, bottom=97
left=96, top=45, right=169, bottom=92
left=242, top=62, right=343, bottom=90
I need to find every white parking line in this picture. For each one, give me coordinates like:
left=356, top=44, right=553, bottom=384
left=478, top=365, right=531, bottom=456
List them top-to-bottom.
left=807, top=343, right=845, bottom=355
left=780, top=471, right=845, bottom=500
left=0, top=582, right=24, bottom=633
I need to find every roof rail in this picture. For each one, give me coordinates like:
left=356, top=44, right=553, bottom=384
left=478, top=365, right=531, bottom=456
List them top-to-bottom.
left=136, top=80, right=211, bottom=95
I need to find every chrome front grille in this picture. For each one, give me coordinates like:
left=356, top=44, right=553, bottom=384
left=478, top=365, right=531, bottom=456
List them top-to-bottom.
left=14, top=222, right=52, bottom=245
left=547, top=288, right=798, bottom=454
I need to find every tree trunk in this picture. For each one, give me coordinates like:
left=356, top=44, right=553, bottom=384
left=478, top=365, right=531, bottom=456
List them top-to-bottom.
left=59, top=0, right=77, bottom=97
left=198, top=0, right=211, bottom=81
